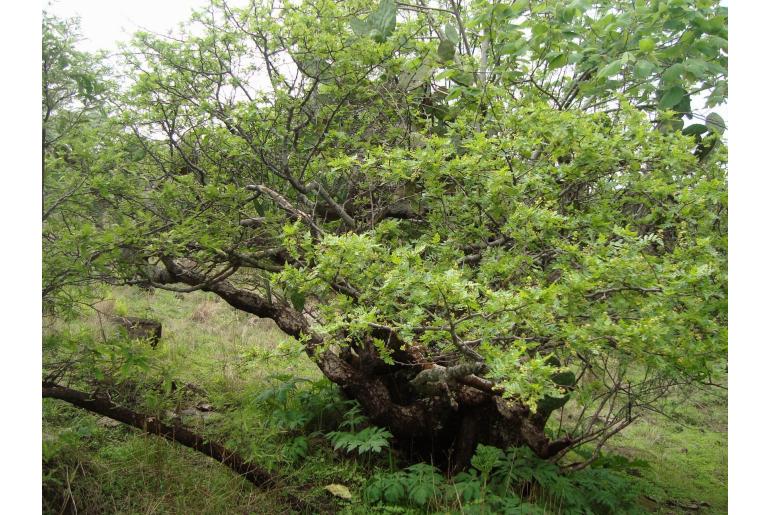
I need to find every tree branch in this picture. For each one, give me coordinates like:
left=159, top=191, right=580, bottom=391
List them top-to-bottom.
left=42, top=382, right=272, bottom=486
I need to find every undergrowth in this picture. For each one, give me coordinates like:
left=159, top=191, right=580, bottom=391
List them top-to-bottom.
left=42, top=287, right=727, bottom=514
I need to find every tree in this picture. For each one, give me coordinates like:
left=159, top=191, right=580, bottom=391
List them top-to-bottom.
left=43, top=0, right=727, bottom=471
left=42, top=11, right=115, bottom=315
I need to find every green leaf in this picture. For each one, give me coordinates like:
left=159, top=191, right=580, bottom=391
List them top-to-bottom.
left=350, top=0, right=397, bottom=42
left=369, top=0, right=397, bottom=42
left=349, top=18, right=370, bottom=36
left=444, top=23, right=459, bottom=45
left=638, top=38, right=655, bottom=53
left=437, top=39, right=456, bottom=61
left=499, top=40, right=526, bottom=56
left=548, top=52, right=568, bottom=70
left=685, top=58, right=709, bottom=78
left=597, top=59, right=623, bottom=79
left=634, top=59, right=656, bottom=79
left=398, top=63, right=433, bottom=90
left=661, top=63, right=685, bottom=84
left=450, top=71, right=474, bottom=86
left=659, top=86, right=687, bottom=110
left=445, top=87, right=463, bottom=101
left=673, top=93, right=691, bottom=115
left=706, top=112, right=726, bottom=134
left=660, top=117, right=684, bottom=133
left=682, top=123, right=708, bottom=136
left=289, top=289, right=306, bottom=311
left=552, top=370, right=576, bottom=386
left=383, top=480, right=405, bottom=503
left=409, top=483, right=433, bottom=505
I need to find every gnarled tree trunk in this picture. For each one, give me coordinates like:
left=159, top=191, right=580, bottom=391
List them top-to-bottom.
left=152, top=259, right=573, bottom=472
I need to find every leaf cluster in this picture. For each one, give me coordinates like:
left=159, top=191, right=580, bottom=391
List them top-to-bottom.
left=364, top=444, right=646, bottom=514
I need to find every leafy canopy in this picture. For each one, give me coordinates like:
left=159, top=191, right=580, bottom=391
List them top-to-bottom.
left=43, top=0, right=727, bottom=453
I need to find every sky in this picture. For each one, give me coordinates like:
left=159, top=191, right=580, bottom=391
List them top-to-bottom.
left=44, top=0, right=213, bottom=52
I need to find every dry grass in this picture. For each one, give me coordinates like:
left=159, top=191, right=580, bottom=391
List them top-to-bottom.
left=93, top=298, right=116, bottom=317
left=190, top=299, right=221, bottom=323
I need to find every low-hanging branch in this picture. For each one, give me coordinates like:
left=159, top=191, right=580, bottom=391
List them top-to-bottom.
left=42, top=382, right=275, bottom=488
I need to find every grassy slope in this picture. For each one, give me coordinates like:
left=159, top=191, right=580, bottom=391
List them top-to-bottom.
left=43, top=287, right=726, bottom=514
left=607, top=385, right=727, bottom=514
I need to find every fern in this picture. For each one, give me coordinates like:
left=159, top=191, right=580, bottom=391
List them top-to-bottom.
left=338, top=403, right=367, bottom=430
left=327, top=426, right=392, bottom=455
left=452, top=469, right=483, bottom=503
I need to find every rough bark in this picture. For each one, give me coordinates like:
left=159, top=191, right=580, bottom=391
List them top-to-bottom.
left=43, top=382, right=275, bottom=486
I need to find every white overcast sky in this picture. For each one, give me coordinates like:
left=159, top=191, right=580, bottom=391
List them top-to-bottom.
left=45, top=0, right=214, bottom=52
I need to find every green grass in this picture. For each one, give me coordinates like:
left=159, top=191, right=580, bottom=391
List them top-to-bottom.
left=43, top=287, right=727, bottom=514
left=43, top=287, right=350, bottom=514
left=606, top=384, right=727, bottom=514
left=44, top=401, right=278, bottom=514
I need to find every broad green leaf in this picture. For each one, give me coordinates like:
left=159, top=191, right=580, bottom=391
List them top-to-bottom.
left=350, top=0, right=397, bottom=42
left=369, top=0, right=397, bottom=42
left=349, top=18, right=370, bottom=36
left=444, top=23, right=459, bottom=45
left=639, top=38, right=655, bottom=53
left=437, top=39, right=456, bottom=61
left=548, top=52, right=568, bottom=70
left=685, top=58, right=709, bottom=78
left=597, top=59, right=623, bottom=79
left=634, top=59, right=656, bottom=79
left=661, top=63, right=685, bottom=84
left=659, top=86, right=687, bottom=110
left=445, top=87, right=464, bottom=101
left=673, top=93, right=691, bottom=115
left=706, top=112, right=726, bottom=134
left=659, top=117, right=685, bottom=132
left=682, top=123, right=708, bottom=136
left=289, top=289, right=306, bottom=311
left=383, top=480, right=405, bottom=503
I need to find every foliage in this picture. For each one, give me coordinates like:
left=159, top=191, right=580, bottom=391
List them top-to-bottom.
left=42, top=0, right=728, bottom=500
left=349, top=0, right=397, bottom=43
left=42, top=11, right=114, bottom=317
left=327, top=425, right=393, bottom=455
left=364, top=444, right=645, bottom=514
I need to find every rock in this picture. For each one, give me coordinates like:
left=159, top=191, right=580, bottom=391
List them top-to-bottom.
left=112, top=315, right=162, bottom=347
left=196, top=402, right=214, bottom=412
